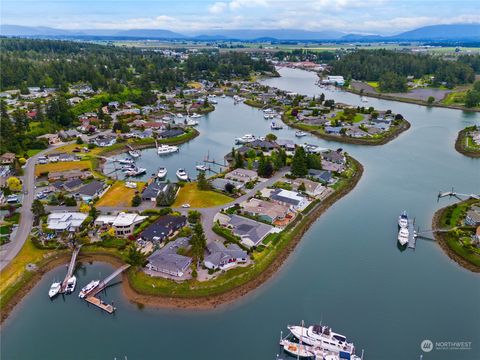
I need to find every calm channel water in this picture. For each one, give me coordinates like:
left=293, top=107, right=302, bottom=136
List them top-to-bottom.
left=1, top=68, right=479, bottom=360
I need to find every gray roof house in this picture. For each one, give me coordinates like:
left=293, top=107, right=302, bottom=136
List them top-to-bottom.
left=210, top=178, right=244, bottom=192
left=75, top=180, right=105, bottom=202
left=228, top=214, right=273, bottom=248
left=139, top=215, right=187, bottom=243
left=146, top=237, right=192, bottom=277
left=204, top=241, right=248, bottom=270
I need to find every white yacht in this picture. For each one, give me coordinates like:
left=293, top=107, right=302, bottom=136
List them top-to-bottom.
left=221, top=94, right=226, bottom=98
left=361, top=96, right=368, bottom=103
left=209, top=99, right=218, bottom=104
left=176, top=113, right=184, bottom=118
left=190, top=113, right=202, bottom=118
left=184, top=118, right=199, bottom=126
left=270, top=121, right=283, bottom=130
left=295, top=130, right=307, bottom=137
left=235, top=134, right=256, bottom=144
left=157, top=144, right=179, bottom=155
left=128, top=149, right=141, bottom=158
left=118, top=158, right=135, bottom=165
left=196, top=164, right=208, bottom=172
left=125, top=167, right=146, bottom=177
left=157, top=167, right=168, bottom=178
left=176, top=168, right=189, bottom=181
left=398, top=211, right=408, bottom=228
left=398, top=227, right=409, bottom=246
left=64, top=276, right=77, bottom=294
left=78, top=280, right=100, bottom=299
left=48, top=282, right=61, bottom=298
left=288, top=324, right=356, bottom=355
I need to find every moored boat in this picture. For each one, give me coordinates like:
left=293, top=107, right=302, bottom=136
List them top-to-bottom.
left=190, top=113, right=202, bottom=118
left=271, top=121, right=283, bottom=130
left=295, top=130, right=307, bottom=137
left=235, top=134, right=256, bottom=144
left=157, top=144, right=179, bottom=155
left=128, top=149, right=141, bottom=158
left=118, top=158, right=135, bottom=165
left=196, top=164, right=208, bottom=172
left=126, top=167, right=146, bottom=177
left=157, top=167, right=168, bottom=178
left=176, top=168, right=189, bottom=181
left=398, top=210, right=408, bottom=228
left=398, top=227, right=409, bottom=246
left=65, top=276, right=77, bottom=294
left=78, top=280, right=100, bottom=298
left=48, top=282, right=61, bottom=298
left=288, top=324, right=356, bottom=355
left=280, top=339, right=314, bottom=358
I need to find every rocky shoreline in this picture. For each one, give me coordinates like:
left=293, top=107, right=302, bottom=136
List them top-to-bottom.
left=455, top=128, right=480, bottom=158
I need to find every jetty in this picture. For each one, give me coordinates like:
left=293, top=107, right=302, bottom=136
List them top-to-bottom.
left=407, top=219, right=416, bottom=249
left=60, top=245, right=81, bottom=293
left=83, top=264, right=130, bottom=314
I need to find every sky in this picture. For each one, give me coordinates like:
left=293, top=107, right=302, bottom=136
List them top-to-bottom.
left=1, top=0, right=480, bottom=35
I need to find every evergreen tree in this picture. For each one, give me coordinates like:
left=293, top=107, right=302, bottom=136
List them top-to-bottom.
left=291, top=146, right=308, bottom=177
left=197, top=171, right=210, bottom=190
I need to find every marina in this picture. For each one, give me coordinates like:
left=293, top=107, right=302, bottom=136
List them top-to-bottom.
left=2, top=68, right=479, bottom=360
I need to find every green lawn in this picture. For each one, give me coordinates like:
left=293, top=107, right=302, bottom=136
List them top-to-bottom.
left=26, top=149, right=43, bottom=157
left=173, top=183, right=233, bottom=208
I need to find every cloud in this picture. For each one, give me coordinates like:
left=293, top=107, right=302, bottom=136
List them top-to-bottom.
left=208, top=2, right=227, bottom=14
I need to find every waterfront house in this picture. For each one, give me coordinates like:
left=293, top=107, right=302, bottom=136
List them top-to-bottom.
left=325, top=126, right=342, bottom=135
left=158, top=129, right=184, bottom=139
left=322, top=150, right=346, bottom=164
left=225, top=168, right=258, bottom=183
left=308, top=169, right=334, bottom=184
left=292, top=178, right=327, bottom=197
left=141, top=181, right=177, bottom=202
left=270, top=189, right=310, bottom=211
left=241, top=198, right=291, bottom=225
left=465, top=210, right=480, bottom=226
left=47, top=212, right=88, bottom=233
left=95, top=212, right=147, bottom=237
left=226, top=214, right=273, bottom=248
left=139, top=215, right=187, bottom=243
left=146, top=237, right=192, bottom=277
left=204, top=242, right=247, bottom=270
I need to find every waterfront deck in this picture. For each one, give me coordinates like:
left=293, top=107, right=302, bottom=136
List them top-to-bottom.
left=85, top=296, right=115, bottom=314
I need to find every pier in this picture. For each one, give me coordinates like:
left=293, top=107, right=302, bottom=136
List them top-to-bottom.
left=407, top=219, right=416, bottom=249
left=60, top=245, right=81, bottom=293
left=83, top=264, right=130, bottom=314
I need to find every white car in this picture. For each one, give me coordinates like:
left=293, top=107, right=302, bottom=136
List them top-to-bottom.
left=181, top=203, right=191, bottom=208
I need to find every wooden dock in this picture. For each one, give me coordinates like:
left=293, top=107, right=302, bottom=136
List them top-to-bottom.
left=407, top=219, right=416, bottom=249
left=85, top=296, right=116, bottom=314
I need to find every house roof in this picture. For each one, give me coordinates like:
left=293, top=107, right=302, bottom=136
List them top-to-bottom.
left=77, top=180, right=104, bottom=197
left=271, top=189, right=305, bottom=206
left=47, top=212, right=87, bottom=231
left=141, top=215, right=186, bottom=241
left=229, top=215, right=273, bottom=246
left=147, top=237, right=192, bottom=273
left=205, top=241, right=247, bottom=267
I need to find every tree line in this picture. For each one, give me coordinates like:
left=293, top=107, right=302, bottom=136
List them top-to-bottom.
left=331, top=49, right=477, bottom=91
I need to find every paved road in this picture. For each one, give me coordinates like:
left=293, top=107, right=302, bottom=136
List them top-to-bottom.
left=0, top=131, right=111, bottom=271
left=0, top=142, right=70, bottom=271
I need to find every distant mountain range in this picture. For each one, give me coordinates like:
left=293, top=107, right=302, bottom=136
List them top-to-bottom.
left=1, top=23, right=479, bottom=42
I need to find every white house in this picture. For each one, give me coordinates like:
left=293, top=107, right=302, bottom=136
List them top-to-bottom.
left=47, top=212, right=88, bottom=233
left=95, top=212, right=147, bottom=237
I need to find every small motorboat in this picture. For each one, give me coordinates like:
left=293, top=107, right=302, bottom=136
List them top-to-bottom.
left=190, top=113, right=202, bottom=118
left=271, top=121, right=283, bottom=130
left=295, top=130, right=307, bottom=137
left=128, top=149, right=141, bottom=158
left=118, top=158, right=135, bottom=165
left=196, top=164, right=208, bottom=172
left=126, top=167, right=147, bottom=177
left=157, top=167, right=168, bottom=178
left=176, top=168, right=189, bottom=181
left=65, top=276, right=77, bottom=294
left=78, top=280, right=100, bottom=299
left=48, top=282, right=61, bottom=298
left=280, top=339, right=314, bottom=358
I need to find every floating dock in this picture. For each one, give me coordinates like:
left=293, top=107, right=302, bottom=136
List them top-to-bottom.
left=407, top=219, right=416, bottom=249
left=85, top=296, right=115, bottom=314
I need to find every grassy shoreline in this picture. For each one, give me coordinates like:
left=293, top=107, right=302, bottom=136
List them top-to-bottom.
left=455, top=127, right=480, bottom=158
left=1, top=156, right=363, bottom=317
left=432, top=200, right=480, bottom=273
